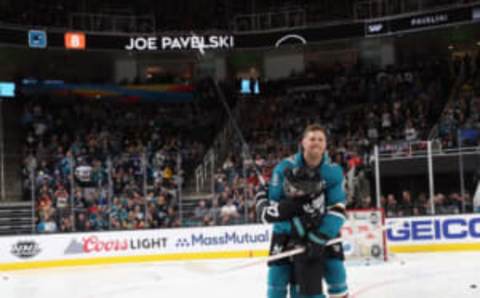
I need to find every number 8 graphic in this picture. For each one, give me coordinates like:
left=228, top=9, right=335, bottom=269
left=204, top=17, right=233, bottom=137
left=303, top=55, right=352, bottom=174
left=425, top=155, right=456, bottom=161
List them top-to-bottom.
left=71, top=35, right=80, bottom=47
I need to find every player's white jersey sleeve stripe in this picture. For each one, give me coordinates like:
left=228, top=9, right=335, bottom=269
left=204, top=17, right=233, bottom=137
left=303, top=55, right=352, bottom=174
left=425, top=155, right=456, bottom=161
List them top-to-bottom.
left=327, top=203, right=346, bottom=210
left=260, top=207, right=268, bottom=224
left=328, top=210, right=347, bottom=221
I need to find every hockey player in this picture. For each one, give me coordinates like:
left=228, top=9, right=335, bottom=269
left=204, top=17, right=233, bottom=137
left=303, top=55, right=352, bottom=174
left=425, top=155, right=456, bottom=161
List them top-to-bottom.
left=256, top=124, right=348, bottom=298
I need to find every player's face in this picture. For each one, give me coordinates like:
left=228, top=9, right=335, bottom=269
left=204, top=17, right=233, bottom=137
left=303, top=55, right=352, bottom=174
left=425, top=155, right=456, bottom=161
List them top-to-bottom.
left=302, top=130, right=326, bottom=158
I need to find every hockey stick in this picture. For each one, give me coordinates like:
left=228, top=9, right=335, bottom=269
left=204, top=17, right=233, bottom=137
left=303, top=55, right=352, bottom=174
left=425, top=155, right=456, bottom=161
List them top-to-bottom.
left=185, top=219, right=406, bottom=275
left=229, top=237, right=344, bottom=272
left=185, top=238, right=343, bottom=275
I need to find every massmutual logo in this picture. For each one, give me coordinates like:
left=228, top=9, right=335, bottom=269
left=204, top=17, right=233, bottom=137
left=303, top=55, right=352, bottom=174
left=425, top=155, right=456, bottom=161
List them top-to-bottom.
left=175, top=230, right=270, bottom=248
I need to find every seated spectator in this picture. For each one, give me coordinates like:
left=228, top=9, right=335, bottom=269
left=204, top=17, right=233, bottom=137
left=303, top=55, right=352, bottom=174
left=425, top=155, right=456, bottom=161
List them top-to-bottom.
left=399, top=191, right=414, bottom=216
left=384, top=194, right=399, bottom=217
left=357, top=195, right=372, bottom=209
left=220, top=199, right=239, bottom=225
left=193, top=200, right=210, bottom=225
left=75, top=212, right=88, bottom=231
left=37, top=213, right=58, bottom=233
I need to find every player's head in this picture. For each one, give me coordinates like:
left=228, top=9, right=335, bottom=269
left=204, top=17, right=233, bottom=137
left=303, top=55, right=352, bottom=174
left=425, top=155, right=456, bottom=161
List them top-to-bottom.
left=301, top=124, right=327, bottom=159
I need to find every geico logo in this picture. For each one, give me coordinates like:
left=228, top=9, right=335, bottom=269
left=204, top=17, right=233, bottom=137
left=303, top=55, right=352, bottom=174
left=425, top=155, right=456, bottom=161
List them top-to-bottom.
left=387, top=218, right=480, bottom=241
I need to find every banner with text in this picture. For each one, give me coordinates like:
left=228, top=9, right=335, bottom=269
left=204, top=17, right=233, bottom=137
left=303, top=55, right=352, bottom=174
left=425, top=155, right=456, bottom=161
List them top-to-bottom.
left=386, top=214, right=480, bottom=252
left=0, top=224, right=271, bottom=264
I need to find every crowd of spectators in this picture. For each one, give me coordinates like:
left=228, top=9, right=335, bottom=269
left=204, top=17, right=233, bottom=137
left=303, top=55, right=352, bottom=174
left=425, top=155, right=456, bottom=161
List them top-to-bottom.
left=436, top=51, right=480, bottom=148
left=18, top=55, right=480, bottom=233
left=183, top=58, right=471, bottom=226
left=21, top=92, right=223, bottom=233
left=381, top=190, right=474, bottom=217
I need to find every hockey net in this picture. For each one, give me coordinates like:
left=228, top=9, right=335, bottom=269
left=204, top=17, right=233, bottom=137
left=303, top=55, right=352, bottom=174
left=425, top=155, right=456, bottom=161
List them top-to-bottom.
left=341, top=209, right=388, bottom=262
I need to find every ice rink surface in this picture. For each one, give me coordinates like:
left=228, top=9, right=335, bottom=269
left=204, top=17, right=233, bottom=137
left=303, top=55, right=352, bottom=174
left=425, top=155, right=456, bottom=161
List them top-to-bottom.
left=1, top=252, right=480, bottom=298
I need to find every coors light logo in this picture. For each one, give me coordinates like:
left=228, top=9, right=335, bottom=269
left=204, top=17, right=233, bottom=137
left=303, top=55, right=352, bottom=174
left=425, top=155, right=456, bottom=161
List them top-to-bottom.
left=65, top=236, right=167, bottom=254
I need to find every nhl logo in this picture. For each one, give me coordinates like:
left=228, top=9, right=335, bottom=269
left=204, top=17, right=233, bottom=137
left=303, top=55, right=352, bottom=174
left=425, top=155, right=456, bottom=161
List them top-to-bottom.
left=11, top=240, right=41, bottom=259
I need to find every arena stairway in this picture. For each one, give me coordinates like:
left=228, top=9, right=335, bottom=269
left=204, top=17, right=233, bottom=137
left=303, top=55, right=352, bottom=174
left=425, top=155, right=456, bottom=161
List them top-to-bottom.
left=1, top=100, right=24, bottom=201
left=0, top=201, right=34, bottom=235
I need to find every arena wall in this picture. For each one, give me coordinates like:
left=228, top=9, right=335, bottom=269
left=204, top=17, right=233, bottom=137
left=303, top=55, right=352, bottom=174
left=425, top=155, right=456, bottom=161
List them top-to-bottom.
left=1, top=214, right=480, bottom=271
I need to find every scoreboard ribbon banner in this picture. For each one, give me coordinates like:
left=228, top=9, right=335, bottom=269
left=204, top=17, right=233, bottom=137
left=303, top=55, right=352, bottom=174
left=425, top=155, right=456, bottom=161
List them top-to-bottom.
left=0, top=5, right=478, bottom=51
left=365, top=5, right=474, bottom=37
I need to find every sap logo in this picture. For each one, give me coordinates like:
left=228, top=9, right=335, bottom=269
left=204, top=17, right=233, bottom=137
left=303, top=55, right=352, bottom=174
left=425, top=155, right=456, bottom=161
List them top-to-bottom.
left=368, top=23, right=383, bottom=33
left=387, top=218, right=480, bottom=241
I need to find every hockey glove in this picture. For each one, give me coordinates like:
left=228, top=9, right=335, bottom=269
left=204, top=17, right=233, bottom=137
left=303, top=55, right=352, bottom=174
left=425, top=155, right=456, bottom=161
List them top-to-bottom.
left=256, top=193, right=302, bottom=223
left=290, top=212, right=323, bottom=239
left=291, top=216, right=328, bottom=260
left=305, top=230, right=328, bottom=258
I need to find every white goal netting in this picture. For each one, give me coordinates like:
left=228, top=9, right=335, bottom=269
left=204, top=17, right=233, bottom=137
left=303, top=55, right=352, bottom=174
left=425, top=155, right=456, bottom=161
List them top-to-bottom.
left=342, top=209, right=387, bottom=262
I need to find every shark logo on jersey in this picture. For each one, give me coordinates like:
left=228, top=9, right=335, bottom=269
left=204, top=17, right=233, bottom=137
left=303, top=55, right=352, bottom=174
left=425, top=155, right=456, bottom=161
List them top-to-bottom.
left=302, top=193, right=325, bottom=215
left=266, top=203, right=280, bottom=218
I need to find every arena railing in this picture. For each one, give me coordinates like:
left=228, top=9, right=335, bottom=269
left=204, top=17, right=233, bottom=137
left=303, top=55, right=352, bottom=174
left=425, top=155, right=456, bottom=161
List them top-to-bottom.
left=353, top=0, right=480, bottom=20
left=232, top=8, right=306, bottom=32
left=68, top=13, right=156, bottom=34
left=373, top=143, right=480, bottom=216
left=22, top=149, right=183, bottom=233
